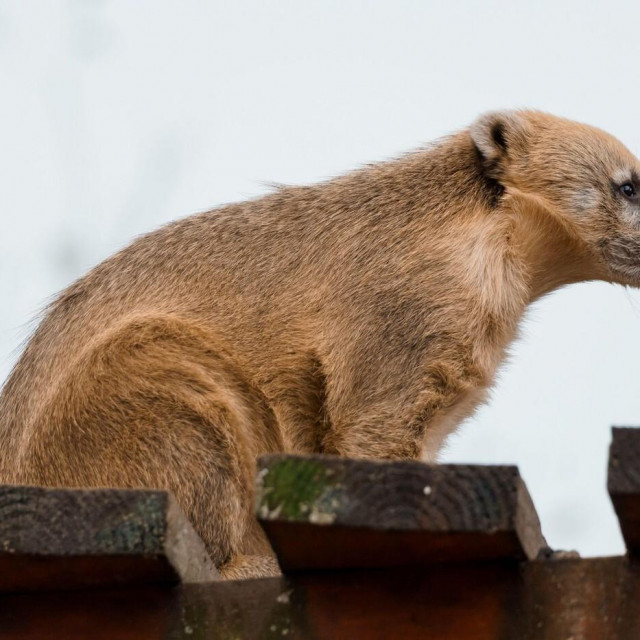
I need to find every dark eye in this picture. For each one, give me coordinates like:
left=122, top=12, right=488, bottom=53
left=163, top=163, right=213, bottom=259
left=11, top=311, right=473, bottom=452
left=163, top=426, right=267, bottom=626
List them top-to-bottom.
left=620, top=183, right=636, bottom=198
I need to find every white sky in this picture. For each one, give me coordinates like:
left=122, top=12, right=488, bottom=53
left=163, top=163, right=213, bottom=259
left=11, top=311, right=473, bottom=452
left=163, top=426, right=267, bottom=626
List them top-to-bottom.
left=2, top=0, right=640, bottom=556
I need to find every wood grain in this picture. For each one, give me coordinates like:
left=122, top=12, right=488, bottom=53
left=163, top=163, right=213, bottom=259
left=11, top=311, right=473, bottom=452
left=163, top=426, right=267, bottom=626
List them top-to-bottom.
left=608, top=426, right=640, bottom=552
left=255, top=454, right=547, bottom=570
left=0, top=485, right=219, bottom=592
left=1, top=557, right=639, bottom=639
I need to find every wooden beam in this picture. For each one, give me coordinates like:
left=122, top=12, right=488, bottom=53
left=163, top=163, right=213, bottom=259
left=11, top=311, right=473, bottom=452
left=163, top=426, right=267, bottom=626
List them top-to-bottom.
left=608, top=426, right=640, bottom=553
left=255, top=454, right=547, bottom=571
left=0, top=485, right=219, bottom=592
left=1, top=557, right=639, bottom=639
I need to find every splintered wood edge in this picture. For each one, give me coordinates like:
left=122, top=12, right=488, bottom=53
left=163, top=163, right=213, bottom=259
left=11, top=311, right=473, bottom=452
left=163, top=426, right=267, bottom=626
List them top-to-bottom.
left=255, top=454, right=546, bottom=561
left=0, top=485, right=219, bottom=584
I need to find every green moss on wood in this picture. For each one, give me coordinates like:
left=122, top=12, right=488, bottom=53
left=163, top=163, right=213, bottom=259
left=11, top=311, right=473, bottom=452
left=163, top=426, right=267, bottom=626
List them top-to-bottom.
left=256, top=457, right=347, bottom=524
left=94, top=493, right=167, bottom=554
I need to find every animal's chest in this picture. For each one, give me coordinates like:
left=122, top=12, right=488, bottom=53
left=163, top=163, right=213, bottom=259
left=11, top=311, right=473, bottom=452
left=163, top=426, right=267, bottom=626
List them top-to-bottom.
left=419, top=337, right=508, bottom=462
left=419, top=385, right=490, bottom=461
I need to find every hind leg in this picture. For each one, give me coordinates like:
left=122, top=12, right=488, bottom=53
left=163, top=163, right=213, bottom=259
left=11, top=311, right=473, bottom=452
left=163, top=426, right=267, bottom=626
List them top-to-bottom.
left=16, top=315, right=282, bottom=575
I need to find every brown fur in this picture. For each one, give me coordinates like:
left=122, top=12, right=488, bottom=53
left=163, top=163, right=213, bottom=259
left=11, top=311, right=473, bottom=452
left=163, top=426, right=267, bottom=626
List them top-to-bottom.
left=2, top=110, right=639, bottom=578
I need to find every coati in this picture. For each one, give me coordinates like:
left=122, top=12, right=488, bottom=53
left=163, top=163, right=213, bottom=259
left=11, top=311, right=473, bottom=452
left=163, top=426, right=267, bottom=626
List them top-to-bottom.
left=1, top=110, right=639, bottom=578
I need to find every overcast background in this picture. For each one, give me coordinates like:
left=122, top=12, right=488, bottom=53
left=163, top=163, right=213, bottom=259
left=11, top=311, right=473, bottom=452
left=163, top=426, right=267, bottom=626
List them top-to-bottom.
left=2, top=1, right=639, bottom=556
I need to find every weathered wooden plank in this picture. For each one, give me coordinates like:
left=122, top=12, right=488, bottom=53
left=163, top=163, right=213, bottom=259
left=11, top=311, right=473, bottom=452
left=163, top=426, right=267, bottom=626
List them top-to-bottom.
left=608, top=427, right=640, bottom=552
left=255, top=454, right=546, bottom=571
left=0, top=485, right=219, bottom=592
left=1, top=557, right=639, bottom=639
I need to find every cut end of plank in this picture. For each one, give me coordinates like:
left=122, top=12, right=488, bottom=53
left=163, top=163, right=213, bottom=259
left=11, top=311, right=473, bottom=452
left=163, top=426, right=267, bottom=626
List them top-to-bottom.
left=608, top=426, right=640, bottom=553
left=256, top=454, right=546, bottom=571
left=0, top=485, right=219, bottom=592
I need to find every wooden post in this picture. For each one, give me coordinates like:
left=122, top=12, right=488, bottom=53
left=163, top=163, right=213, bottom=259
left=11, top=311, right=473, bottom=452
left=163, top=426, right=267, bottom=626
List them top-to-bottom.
left=608, top=426, right=640, bottom=553
left=3, top=442, right=640, bottom=638
left=255, top=454, right=547, bottom=571
left=0, top=485, right=219, bottom=592
left=1, top=557, right=639, bottom=639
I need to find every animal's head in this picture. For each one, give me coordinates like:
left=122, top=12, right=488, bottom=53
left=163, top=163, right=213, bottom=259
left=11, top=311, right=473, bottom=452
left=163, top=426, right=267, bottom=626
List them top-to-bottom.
left=470, top=109, right=640, bottom=286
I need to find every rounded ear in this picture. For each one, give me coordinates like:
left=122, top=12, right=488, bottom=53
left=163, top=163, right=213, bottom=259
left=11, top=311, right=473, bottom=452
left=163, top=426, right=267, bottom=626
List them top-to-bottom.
left=470, top=110, right=528, bottom=177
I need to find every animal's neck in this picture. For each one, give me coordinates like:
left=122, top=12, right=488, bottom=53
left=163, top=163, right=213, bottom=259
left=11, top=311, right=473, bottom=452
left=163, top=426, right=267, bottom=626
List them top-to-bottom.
left=455, top=192, right=606, bottom=375
left=505, top=193, right=607, bottom=302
